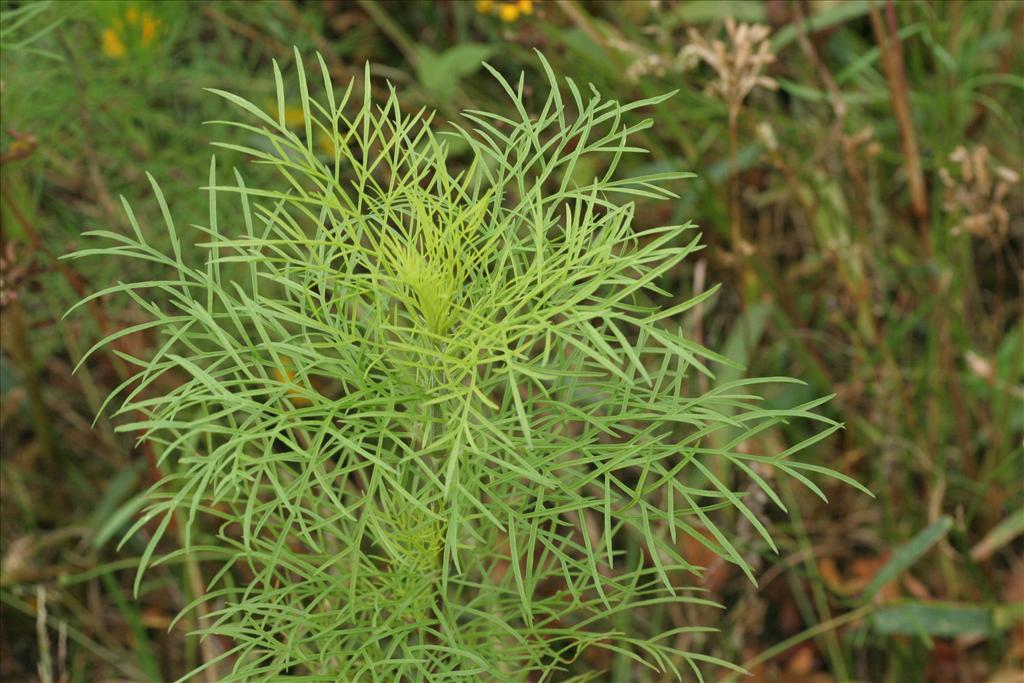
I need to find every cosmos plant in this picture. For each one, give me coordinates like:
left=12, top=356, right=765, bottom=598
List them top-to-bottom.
left=69, top=50, right=864, bottom=682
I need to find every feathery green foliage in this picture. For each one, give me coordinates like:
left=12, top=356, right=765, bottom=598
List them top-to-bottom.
left=68, top=50, right=862, bottom=681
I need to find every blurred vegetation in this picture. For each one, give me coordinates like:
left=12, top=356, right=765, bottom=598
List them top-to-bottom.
left=0, top=1, right=1021, bottom=682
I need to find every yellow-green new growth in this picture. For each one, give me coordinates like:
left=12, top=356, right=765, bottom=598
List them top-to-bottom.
left=382, top=186, right=494, bottom=336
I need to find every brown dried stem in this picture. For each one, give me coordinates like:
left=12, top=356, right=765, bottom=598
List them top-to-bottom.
left=869, top=0, right=930, bottom=249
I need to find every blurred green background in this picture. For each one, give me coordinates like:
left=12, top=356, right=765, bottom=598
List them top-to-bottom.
left=1, top=1, right=1021, bottom=681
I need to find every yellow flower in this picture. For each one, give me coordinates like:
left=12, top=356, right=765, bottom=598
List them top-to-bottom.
left=477, top=0, right=533, bottom=22
left=498, top=3, right=519, bottom=22
left=100, top=6, right=161, bottom=59
left=140, top=13, right=158, bottom=46
left=101, top=26, right=126, bottom=58
left=264, top=103, right=337, bottom=157
left=282, top=106, right=306, bottom=128
left=317, top=130, right=337, bottom=157
left=273, top=356, right=312, bottom=407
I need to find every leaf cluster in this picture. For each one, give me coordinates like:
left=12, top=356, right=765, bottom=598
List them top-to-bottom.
left=68, top=50, right=861, bottom=682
